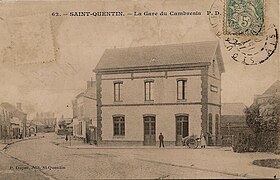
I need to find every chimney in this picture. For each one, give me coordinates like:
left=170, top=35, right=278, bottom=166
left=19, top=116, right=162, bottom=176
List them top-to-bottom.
left=87, top=81, right=92, bottom=89
left=16, top=103, right=22, bottom=111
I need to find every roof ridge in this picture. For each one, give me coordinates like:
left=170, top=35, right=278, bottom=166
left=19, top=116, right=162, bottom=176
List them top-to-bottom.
left=105, top=40, right=218, bottom=51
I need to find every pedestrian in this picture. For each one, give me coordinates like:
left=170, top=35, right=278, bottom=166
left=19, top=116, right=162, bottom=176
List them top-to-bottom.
left=159, top=132, right=164, bottom=148
left=200, top=133, right=206, bottom=148
left=65, top=134, right=68, bottom=142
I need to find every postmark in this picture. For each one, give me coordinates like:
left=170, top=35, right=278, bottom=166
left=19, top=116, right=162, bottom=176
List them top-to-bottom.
left=208, top=0, right=278, bottom=65
left=224, top=0, right=264, bottom=36
left=224, top=24, right=278, bottom=65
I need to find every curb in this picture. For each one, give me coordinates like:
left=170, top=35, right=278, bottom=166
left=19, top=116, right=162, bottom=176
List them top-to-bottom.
left=0, top=136, right=45, bottom=151
left=55, top=142, right=225, bottom=150
left=136, top=158, right=252, bottom=179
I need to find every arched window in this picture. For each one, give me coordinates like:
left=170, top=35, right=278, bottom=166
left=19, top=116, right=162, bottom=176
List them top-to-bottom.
left=208, top=113, right=213, bottom=134
left=215, top=114, right=219, bottom=137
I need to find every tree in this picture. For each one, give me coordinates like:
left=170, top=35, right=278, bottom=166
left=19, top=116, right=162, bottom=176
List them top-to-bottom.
left=245, top=96, right=280, bottom=152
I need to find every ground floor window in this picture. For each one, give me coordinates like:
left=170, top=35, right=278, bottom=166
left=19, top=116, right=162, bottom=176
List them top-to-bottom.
left=208, top=113, right=213, bottom=134
left=215, top=114, right=219, bottom=136
left=113, top=115, right=125, bottom=136
left=176, top=115, right=189, bottom=137
left=77, top=122, right=82, bottom=135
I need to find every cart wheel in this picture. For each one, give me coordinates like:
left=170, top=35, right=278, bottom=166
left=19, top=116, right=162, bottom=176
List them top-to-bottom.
left=188, top=139, right=198, bottom=149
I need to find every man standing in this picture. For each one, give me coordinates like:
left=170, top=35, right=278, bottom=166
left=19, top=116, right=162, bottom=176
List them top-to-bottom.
left=159, top=133, right=164, bottom=148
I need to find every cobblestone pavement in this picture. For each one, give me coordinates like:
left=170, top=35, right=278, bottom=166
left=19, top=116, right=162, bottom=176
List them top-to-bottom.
left=3, top=133, right=280, bottom=179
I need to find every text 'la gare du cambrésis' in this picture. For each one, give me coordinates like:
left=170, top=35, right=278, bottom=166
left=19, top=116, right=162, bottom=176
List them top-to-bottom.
left=66, top=11, right=202, bottom=17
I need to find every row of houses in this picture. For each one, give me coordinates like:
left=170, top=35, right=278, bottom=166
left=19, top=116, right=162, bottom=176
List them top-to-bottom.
left=70, top=41, right=279, bottom=147
left=72, top=81, right=97, bottom=144
left=0, top=102, right=29, bottom=141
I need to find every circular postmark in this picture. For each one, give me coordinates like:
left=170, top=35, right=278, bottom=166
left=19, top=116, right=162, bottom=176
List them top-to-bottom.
left=208, top=0, right=278, bottom=65
left=208, top=0, right=224, bottom=38
left=223, top=24, right=278, bottom=65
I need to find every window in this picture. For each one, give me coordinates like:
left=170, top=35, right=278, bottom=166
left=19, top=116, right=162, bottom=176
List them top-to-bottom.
left=212, top=59, right=215, bottom=75
left=177, top=79, right=187, bottom=100
left=144, top=80, right=154, bottom=101
left=114, top=81, right=123, bottom=102
left=210, top=85, right=218, bottom=93
left=78, top=106, right=84, bottom=117
left=208, top=113, right=213, bottom=134
left=215, top=114, right=219, bottom=137
left=176, top=115, right=189, bottom=137
left=113, top=116, right=125, bottom=136
left=143, top=116, right=156, bottom=135
left=78, top=122, right=82, bottom=135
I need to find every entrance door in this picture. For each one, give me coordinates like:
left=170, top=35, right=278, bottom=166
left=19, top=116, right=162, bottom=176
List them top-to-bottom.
left=176, top=115, right=189, bottom=146
left=143, top=116, right=156, bottom=146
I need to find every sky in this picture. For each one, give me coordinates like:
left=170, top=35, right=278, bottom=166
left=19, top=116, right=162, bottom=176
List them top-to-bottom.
left=0, top=0, right=279, bottom=119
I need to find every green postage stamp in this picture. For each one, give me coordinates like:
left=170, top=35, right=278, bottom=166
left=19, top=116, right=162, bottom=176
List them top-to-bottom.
left=224, top=0, right=264, bottom=35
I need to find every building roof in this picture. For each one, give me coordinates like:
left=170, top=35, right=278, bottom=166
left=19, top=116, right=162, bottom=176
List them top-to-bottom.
left=95, top=41, right=225, bottom=72
left=263, top=80, right=280, bottom=95
left=76, top=85, right=96, bottom=100
left=83, top=86, right=96, bottom=99
left=0, top=102, right=26, bottom=115
left=221, top=103, right=247, bottom=116
left=220, top=115, right=247, bottom=127
left=10, top=117, right=21, bottom=125
left=58, top=118, right=73, bottom=124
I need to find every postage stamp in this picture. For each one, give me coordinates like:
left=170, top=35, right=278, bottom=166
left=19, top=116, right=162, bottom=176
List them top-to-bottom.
left=209, top=0, right=277, bottom=65
left=224, top=0, right=264, bottom=36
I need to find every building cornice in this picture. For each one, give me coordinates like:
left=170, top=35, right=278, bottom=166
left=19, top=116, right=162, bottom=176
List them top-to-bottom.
left=94, top=62, right=210, bottom=74
left=102, top=102, right=221, bottom=107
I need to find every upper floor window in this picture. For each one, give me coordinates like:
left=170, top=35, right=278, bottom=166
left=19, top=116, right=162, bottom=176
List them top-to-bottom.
left=212, top=59, right=215, bottom=75
left=177, top=79, right=187, bottom=100
left=144, top=80, right=154, bottom=101
left=114, top=81, right=123, bottom=102
left=210, top=85, right=218, bottom=93
left=78, top=106, right=84, bottom=117
left=113, top=115, right=125, bottom=136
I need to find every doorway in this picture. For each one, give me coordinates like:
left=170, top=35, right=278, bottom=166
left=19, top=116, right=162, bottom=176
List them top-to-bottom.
left=176, top=115, right=189, bottom=146
left=143, top=116, right=156, bottom=146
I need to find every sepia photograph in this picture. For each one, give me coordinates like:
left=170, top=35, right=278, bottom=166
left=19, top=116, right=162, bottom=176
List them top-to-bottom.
left=0, top=0, right=279, bottom=179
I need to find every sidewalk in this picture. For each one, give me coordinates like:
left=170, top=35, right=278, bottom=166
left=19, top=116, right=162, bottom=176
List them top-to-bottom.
left=0, top=134, right=45, bottom=151
left=53, top=135, right=229, bottom=150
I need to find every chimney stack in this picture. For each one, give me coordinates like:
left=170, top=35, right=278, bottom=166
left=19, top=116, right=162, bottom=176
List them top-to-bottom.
left=87, top=81, right=92, bottom=89
left=16, top=103, right=22, bottom=111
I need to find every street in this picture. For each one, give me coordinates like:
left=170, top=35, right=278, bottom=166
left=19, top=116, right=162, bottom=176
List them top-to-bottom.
left=1, top=133, right=279, bottom=179
left=0, top=151, right=48, bottom=180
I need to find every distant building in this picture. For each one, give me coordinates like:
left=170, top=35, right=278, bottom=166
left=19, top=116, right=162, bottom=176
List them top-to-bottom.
left=94, top=41, right=225, bottom=146
left=253, top=80, right=280, bottom=151
left=254, top=80, right=280, bottom=104
left=72, top=81, right=97, bottom=143
left=0, top=102, right=27, bottom=138
left=220, top=103, right=251, bottom=146
left=0, top=106, right=11, bottom=141
left=33, top=112, right=56, bottom=133
left=55, top=115, right=73, bottom=135
left=26, top=120, right=37, bottom=136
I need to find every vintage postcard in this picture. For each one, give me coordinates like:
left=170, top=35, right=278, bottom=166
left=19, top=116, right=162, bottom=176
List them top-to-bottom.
left=0, top=0, right=279, bottom=179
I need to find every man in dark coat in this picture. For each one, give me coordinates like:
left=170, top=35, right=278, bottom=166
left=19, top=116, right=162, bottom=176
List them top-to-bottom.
left=159, top=133, right=164, bottom=148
